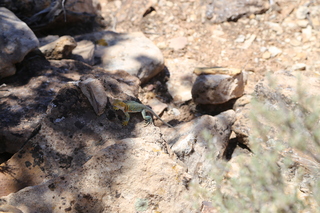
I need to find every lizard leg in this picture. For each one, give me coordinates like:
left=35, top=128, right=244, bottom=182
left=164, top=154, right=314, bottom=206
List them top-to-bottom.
left=141, top=109, right=153, bottom=126
left=122, top=111, right=130, bottom=126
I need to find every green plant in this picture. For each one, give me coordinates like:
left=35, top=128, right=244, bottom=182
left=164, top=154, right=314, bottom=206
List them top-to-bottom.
left=191, top=75, right=320, bottom=212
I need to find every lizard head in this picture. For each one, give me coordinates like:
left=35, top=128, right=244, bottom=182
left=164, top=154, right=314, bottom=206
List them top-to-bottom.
left=112, top=99, right=127, bottom=110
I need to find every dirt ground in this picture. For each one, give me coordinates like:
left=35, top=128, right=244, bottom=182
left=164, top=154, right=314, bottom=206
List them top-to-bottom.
left=95, top=0, right=320, bottom=124
left=99, top=0, right=320, bottom=86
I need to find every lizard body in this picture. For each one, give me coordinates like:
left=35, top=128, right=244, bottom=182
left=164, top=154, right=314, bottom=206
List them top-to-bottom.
left=113, top=100, right=173, bottom=128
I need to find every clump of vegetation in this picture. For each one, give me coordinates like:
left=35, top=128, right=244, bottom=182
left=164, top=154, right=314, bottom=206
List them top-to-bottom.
left=192, top=75, right=320, bottom=212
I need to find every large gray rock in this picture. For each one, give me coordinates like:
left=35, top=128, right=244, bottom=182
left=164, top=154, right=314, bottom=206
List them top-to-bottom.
left=0, top=7, right=39, bottom=78
left=76, top=31, right=165, bottom=84
left=0, top=54, right=138, bottom=155
left=0, top=58, right=91, bottom=154
left=0, top=84, right=194, bottom=212
left=0, top=138, right=192, bottom=213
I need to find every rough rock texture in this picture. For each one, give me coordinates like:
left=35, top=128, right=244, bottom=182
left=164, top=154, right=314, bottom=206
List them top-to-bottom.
left=1, top=0, right=51, bottom=18
left=2, top=0, right=100, bottom=36
left=114, top=0, right=156, bottom=30
left=205, top=0, right=269, bottom=23
left=0, top=7, right=39, bottom=78
left=76, top=31, right=165, bottom=84
left=39, top=36, right=77, bottom=60
left=0, top=54, right=138, bottom=154
left=0, top=57, right=92, bottom=154
left=234, top=70, right=320, bottom=169
left=79, top=71, right=140, bottom=115
left=192, top=72, right=246, bottom=104
left=79, top=78, right=108, bottom=115
left=0, top=83, right=136, bottom=196
left=0, top=84, right=194, bottom=212
left=232, top=95, right=252, bottom=145
left=164, top=110, right=236, bottom=180
left=0, top=138, right=192, bottom=213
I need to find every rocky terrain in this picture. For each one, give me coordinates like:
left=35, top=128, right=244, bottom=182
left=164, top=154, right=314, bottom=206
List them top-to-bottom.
left=0, top=0, right=320, bottom=212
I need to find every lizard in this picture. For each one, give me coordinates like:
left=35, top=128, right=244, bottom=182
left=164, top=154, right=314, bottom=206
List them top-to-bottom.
left=112, top=99, right=173, bottom=128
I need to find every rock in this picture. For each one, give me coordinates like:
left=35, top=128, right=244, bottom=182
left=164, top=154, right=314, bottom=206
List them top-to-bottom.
left=5, top=0, right=101, bottom=36
left=114, top=0, right=157, bottom=31
left=205, top=0, right=269, bottom=23
left=296, top=6, right=309, bottom=20
left=0, top=7, right=39, bottom=78
left=296, top=20, right=309, bottom=28
left=266, top=22, right=283, bottom=35
left=302, top=25, right=313, bottom=42
left=76, top=31, right=164, bottom=84
left=239, top=34, right=256, bottom=49
left=234, top=35, right=246, bottom=43
left=39, top=36, right=77, bottom=60
left=169, top=37, right=188, bottom=50
left=290, top=39, right=301, bottom=47
left=72, top=40, right=95, bottom=65
left=268, top=46, right=282, bottom=57
left=262, top=51, right=271, bottom=59
left=0, top=53, right=138, bottom=155
left=0, top=57, right=91, bottom=154
left=166, top=58, right=198, bottom=102
left=292, top=63, right=307, bottom=71
left=0, top=69, right=138, bottom=196
left=98, top=69, right=141, bottom=99
left=79, top=71, right=140, bottom=115
left=237, top=71, right=320, bottom=157
left=192, top=72, right=246, bottom=105
left=79, top=78, right=108, bottom=115
left=0, top=84, right=194, bottom=211
left=232, top=95, right=252, bottom=145
left=147, top=98, right=168, bottom=116
left=164, top=110, right=236, bottom=179
left=171, top=134, right=196, bottom=159
left=0, top=138, right=193, bottom=212
left=200, top=201, right=215, bottom=213
left=0, top=204, right=23, bottom=213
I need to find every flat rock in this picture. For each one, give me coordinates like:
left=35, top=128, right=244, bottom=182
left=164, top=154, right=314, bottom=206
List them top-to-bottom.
left=0, top=7, right=39, bottom=78
left=76, top=31, right=165, bottom=84
left=169, top=37, right=188, bottom=51
left=0, top=54, right=138, bottom=154
left=0, top=57, right=92, bottom=154
left=0, top=81, right=144, bottom=197
left=0, top=85, right=194, bottom=212
left=0, top=137, right=193, bottom=212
